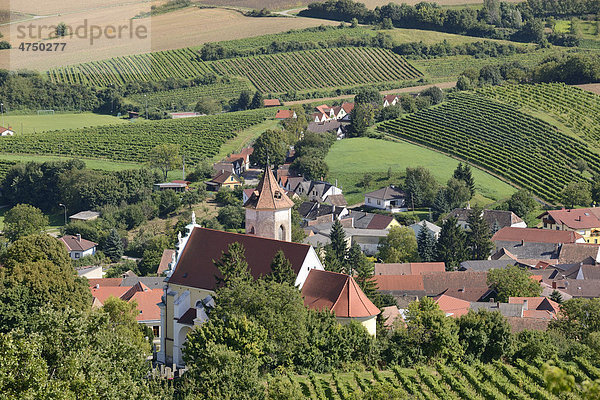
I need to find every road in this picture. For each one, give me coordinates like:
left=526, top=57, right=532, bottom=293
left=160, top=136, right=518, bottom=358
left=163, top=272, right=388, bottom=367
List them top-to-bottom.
left=285, top=81, right=457, bottom=105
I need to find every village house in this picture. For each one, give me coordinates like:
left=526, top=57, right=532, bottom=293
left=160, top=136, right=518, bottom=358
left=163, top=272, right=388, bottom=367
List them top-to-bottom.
left=382, top=95, right=399, bottom=107
left=263, top=99, right=281, bottom=107
left=275, top=109, right=297, bottom=119
left=0, top=126, right=14, bottom=136
left=206, top=170, right=241, bottom=191
left=292, top=180, right=343, bottom=203
left=153, top=181, right=190, bottom=192
left=364, top=186, right=407, bottom=212
left=539, top=207, right=600, bottom=244
left=446, top=208, right=526, bottom=232
left=69, top=210, right=101, bottom=223
left=409, top=220, right=441, bottom=240
left=59, top=234, right=97, bottom=260
left=374, top=262, right=446, bottom=276
left=301, top=269, right=380, bottom=336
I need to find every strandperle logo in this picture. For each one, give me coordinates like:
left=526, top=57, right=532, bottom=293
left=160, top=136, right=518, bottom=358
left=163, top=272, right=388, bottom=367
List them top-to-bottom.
left=16, top=19, right=149, bottom=45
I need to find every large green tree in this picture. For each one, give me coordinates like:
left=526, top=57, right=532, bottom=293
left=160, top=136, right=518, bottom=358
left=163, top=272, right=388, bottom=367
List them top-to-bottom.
left=250, top=130, right=289, bottom=169
left=148, top=144, right=181, bottom=181
left=453, top=163, right=475, bottom=197
left=404, top=167, right=438, bottom=208
left=561, top=181, right=592, bottom=208
left=506, top=189, right=537, bottom=218
left=3, top=204, right=48, bottom=242
left=466, top=207, right=493, bottom=260
left=435, top=217, right=468, bottom=270
left=326, top=219, right=347, bottom=268
left=417, top=222, right=437, bottom=262
left=378, top=226, right=419, bottom=263
left=103, top=228, right=124, bottom=262
left=214, top=242, right=252, bottom=287
left=347, top=242, right=377, bottom=300
left=267, top=250, right=296, bottom=286
left=487, top=265, right=542, bottom=302
left=550, top=298, right=600, bottom=341
left=457, top=309, right=512, bottom=362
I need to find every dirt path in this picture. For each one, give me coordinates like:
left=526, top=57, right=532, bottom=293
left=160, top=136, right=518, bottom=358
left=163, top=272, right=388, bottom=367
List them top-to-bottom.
left=285, top=81, right=456, bottom=105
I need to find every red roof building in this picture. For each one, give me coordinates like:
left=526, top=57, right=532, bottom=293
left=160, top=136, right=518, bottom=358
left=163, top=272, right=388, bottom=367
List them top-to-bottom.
left=263, top=99, right=282, bottom=107
left=275, top=109, right=297, bottom=119
left=492, top=227, right=584, bottom=244
left=374, top=262, right=446, bottom=276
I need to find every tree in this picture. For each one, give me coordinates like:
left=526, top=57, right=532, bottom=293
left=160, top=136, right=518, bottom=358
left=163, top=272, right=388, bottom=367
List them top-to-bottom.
left=55, top=22, right=68, bottom=37
left=456, top=75, right=472, bottom=91
left=354, top=86, right=381, bottom=106
left=420, top=86, right=444, bottom=104
left=236, top=90, right=252, bottom=111
left=250, top=91, right=264, bottom=110
left=195, top=98, right=221, bottom=115
left=282, top=105, right=307, bottom=140
left=250, top=130, right=289, bottom=168
left=148, top=144, right=181, bottom=180
left=291, top=156, right=328, bottom=181
left=575, top=158, right=589, bottom=173
left=187, top=159, right=214, bottom=182
left=452, top=163, right=475, bottom=197
left=404, top=167, right=438, bottom=208
left=361, top=173, right=373, bottom=189
left=445, top=178, right=472, bottom=209
left=561, top=181, right=592, bottom=208
left=153, top=189, right=180, bottom=217
left=181, top=189, right=200, bottom=209
left=506, top=189, right=537, bottom=218
left=3, top=204, right=48, bottom=242
left=217, top=205, right=245, bottom=230
left=466, top=207, right=493, bottom=260
left=435, top=217, right=468, bottom=270
left=327, top=219, right=347, bottom=267
left=417, top=222, right=436, bottom=262
left=378, top=226, right=419, bottom=263
left=103, top=228, right=124, bottom=263
left=0, top=235, right=91, bottom=332
left=214, top=242, right=252, bottom=287
left=348, top=242, right=377, bottom=300
left=267, top=250, right=296, bottom=286
left=487, top=265, right=542, bottom=302
left=550, top=290, right=563, bottom=304
left=549, top=298, right=600, bottom=341
left=457, top=309, right=511, bottom=362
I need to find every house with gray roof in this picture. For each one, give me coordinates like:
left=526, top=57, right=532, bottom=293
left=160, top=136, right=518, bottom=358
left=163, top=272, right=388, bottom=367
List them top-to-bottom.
left=292, top=180, right=343, bottom=203
left=364, top=186, right=407, bottom=213
left=447, top=208, right=526, bottom=232
left=409, top=220, right=441, bottom=240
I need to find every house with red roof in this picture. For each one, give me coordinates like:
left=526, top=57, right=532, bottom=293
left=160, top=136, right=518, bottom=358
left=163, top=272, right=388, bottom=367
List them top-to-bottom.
left=383, top=95, right=399, bottom=107
left=263, top=99, right=281, bottom=107
left=275, top=109, right=297, bottom=119
left=0, top=126, right=14, bottom=136
left=206, top=170, right=241, bottom=191
left=539, top=208, right=600, bottom=244
left=59, top=234, right=97, bottom=260
left=301, top=269, right=380, bottom=336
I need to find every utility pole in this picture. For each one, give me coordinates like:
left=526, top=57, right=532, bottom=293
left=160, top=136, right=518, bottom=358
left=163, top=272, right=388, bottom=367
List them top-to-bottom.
left=144, top=94, right=148, bottom=119
left=1, top=103, right=4, bottom=128
left=182, top=154, right=186, bottom=180
left=58, top=203, right=67, bottom=226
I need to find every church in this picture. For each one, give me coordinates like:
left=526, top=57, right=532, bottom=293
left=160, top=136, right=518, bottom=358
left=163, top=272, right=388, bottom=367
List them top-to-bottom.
left=157, top=165, right=378, bottom=367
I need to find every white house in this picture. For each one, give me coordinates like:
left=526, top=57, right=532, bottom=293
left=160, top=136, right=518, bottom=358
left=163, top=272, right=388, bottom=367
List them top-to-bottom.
left=383, top=95, right=399, bottom=107
left=0, top=126, right=14, bottom=136
left=292, top=180, right=343, bottom=203
left=364, top=186, right=407, bottom=213
left=59, top=234, right=97, bottom=260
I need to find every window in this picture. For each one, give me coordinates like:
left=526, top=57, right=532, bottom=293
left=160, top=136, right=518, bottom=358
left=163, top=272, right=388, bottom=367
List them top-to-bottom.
left=274, top=191, right=282, bottom=199
left=367, top=198, right=370, bottom=204
left=377, top=200, right=381, bottom=205
left=278, top=225, right=285, bottom=241
left=75, top=253, right=80, bottom=259
left=153, top=326, right=160, bottom=337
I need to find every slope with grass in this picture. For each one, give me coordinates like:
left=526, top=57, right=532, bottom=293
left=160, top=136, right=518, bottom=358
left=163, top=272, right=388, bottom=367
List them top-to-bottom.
left=210, top=47, right=422, bottom=93
left=477, top=83, right=600, bottom=149
left=378, top=93, right=600, bottom=204
left=0, top=108, right=273, bottom=165
left=325, top=137, right=515, bottom=206
left=290, top=358, right=585, bottom=399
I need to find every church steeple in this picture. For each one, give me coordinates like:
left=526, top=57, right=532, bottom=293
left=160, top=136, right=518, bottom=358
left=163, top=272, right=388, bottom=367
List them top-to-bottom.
left=244, top=165, right=293, bottom=241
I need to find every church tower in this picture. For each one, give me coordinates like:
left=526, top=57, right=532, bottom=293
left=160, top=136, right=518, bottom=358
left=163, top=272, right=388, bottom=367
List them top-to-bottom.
left=244, top=165, right=294, bottom=242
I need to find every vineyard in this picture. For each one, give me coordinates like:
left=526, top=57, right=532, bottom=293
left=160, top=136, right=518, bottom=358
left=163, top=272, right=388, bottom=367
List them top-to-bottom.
left=209, top=47, right=423, bottom=93
left=47, top=48, right=211, bottom=87
left=127, top=78, right=254, bottom=111
left=477, top=83, right=600, bottom=149
left=378, top=93, right=600, bottom=204
left=0, top=109, right=272, bottom=165
left=290, top=358, right=595, bottom=399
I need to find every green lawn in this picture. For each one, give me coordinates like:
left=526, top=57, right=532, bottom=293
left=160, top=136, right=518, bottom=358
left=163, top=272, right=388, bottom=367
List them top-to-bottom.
left=2, top=113, right=127, bottom=134
left=325, top=137, right=516, bottom=206
left=0, top=153, right=141, bottom=172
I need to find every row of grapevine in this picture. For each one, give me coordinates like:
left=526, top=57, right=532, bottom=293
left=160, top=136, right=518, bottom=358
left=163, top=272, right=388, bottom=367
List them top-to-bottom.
left=210, top=47, right=423, bottom=93
left=47, top=48, right=211, bottom=87
left=126, top=79, right=254, bottom=110
left=477, top=83, right=600, bottom=147
left=378, top=93, right=600, bottom=203
left=0, top=109, right=272, bottom=165
left=289, top=359, right=583, bottom=399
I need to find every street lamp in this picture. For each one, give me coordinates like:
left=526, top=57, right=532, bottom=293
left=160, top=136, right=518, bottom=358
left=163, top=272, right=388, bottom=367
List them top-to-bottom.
left=144, top=94, right=148, bottom=119
left=1, top=103, right=4, bottom=128
left=58, top=203, right=67, bottom=226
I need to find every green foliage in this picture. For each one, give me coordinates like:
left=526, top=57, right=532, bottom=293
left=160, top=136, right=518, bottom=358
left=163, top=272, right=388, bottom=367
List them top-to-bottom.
left=355, top=87, right=382, bottom=106
left=250, top=91, right=264, bottom=110
left=195, top=98, right=221, bottom=115
left=250, top=130, right=290, bottom=168
left=148, top=143, right=181, bottom=180
left=291, top=156, right=329, bottom=181
left=453, top=162, right=475, bottom=197
left=404, top=167, right=438, bottom=208
left=561, top=181, right=592, bottom=208
left=153, top=189, right=181, bottom=217
left=505, top=189, right=537, bottom=219
left=3, top=204, right=48, bottom=242
left=217, top=205, right=245, bottom=230
left=466, top=207, right=493, bottom=260
left=435, top=217, right=467, bottom=270
left=326, top=219, right=347, bottom=269
left=417, top=222, right=436, bottom=262
left=378, top=226, right=418, bottom=263
left=104, top=228, right=124, bottom=262
left=214, top=242, right=252, bottom=287
left=348, top=242, right=377, bottom=300
left=266, top=250, right=296, bottom=286
left=487, top=265, right=542, bottom=302
left=550, top=298, right=600, bottom=341
left=457, top=309, right=512, bottom=362
left=265, top=375, right=304, bottom=400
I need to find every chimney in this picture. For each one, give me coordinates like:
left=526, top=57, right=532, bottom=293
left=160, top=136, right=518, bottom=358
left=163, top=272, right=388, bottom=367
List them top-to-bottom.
left=76, top=234, right=81, bottom=242
left=552, top=281, right=557, bottom=289
left=95, top=284, right=99, bottom=289
left=489, top=298, right=495, bottom=303
left=523, top=299, right=528, bottom=310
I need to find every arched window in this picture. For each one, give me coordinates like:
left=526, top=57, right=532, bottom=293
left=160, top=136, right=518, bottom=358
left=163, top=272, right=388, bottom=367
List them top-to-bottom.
left=274, top=191, right=282, bottom=199
left=278, top=225, right=285, bottom=241
left=248, top=226, right=255, bottom=234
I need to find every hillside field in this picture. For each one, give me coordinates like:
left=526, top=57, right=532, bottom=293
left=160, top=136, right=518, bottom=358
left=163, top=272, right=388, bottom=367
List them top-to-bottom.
left=2, top=113, right=127, bottom=135
left=325, top=137, right=516, bottom=206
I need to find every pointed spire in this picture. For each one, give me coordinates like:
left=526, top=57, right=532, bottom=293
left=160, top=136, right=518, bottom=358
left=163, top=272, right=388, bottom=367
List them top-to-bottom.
left=244, top=164, right=294, bottom=210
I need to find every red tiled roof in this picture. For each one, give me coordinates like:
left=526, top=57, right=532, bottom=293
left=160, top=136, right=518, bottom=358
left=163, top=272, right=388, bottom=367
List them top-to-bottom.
left=383, top=94, right=398, bottom=103
left=264, top=99, right=281, bottom=107
left=341, top=102, right=354, bottom=114
left=316, top=104, right=330, bottom=113
left=275, top=109, right=295, bottom=119
left=244, top=166, right=294, bottom=210
left=210, top=170, right=240, bottom=185
left=171, top=180, right=190, bottom=185
left=540, top=208, right=600, bottom=230
left=366, top=214, right=395, bottom=230
left=167, top=227, right=312, bottom=290
left=492, top=227, right=583, bottom=244
left=59, top=235, right=97, bottom=252
left=559, top=243, right=600, bottom=264
left=158, top=249, right=175, bottom=276
left=374, top=262, right=446, bottom=276
left=302, top=269, right=380, bottom=318
left=373, top=275, right=425, bottom=291
left=88, top=278, right=122, bottom=287
left=90, top=286, right=130, bottom=305
left=130, top=288, right=163, bottom=321
left=433, top=294, right=471, bottom=317
left=508, top=297, right=560, bottom=314
left=381, top=305, right=402, bottom=328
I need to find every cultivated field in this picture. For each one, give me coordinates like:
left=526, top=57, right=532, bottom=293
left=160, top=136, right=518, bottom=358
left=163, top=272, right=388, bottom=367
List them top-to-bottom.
left=196, top=0, right=520, bottom=10
left=1, top=6, right=337, bottom=71
left=211, top=47, right=422, bottom=93
left=379, top=93, right=600, bottom=203
left=0, top=108, right=273, bottom=164
left=2, top=113, right=127, bottom=135
left=326, top=137, right=515, bottom=205
left=291, top=358, right=592, bottom=400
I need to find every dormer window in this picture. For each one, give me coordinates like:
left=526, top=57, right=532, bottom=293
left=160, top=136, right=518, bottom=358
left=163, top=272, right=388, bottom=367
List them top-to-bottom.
left=274, top=191, right=282, bottom=199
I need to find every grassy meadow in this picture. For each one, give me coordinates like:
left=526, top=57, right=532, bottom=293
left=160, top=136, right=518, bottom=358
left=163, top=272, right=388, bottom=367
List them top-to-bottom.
left=325, top=137, right=516, bottom=206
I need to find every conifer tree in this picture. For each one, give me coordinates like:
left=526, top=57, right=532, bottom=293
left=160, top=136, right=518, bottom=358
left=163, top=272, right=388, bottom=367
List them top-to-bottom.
left=250, top=91, right=263, bottom=109
left=453, top=163, right=475, bottom=197
left=466, top=208, right=493, bottom=260
left=435, top=217, right=468, bottom=270
left=327, top=219, right=347, bottom=265
left=417, top=222, right=436, bottom=262
left=104, top=228, right=124, bottom=263
left=214, top=242, right=251, bottom=286
left=347, top=242, right=377, bottom=300
left=267, top=250, right=296, bottom=286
